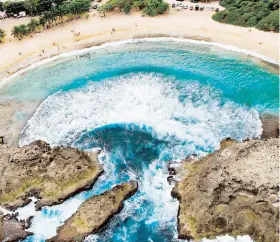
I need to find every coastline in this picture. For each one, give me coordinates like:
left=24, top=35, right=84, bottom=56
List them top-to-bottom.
left=0, top=9, right=279, bottom=83
left=0, top=35, right=279, bottom=89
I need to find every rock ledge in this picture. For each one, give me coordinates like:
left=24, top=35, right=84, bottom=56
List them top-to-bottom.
left=172, top=138, right=279, bottom=242
left=0, top=140, right=103, bottom=210
left=49, top=181, right=138, bottom=242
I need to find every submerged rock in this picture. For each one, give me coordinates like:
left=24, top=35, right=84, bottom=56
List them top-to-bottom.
left=172, top=138, right=279, bottom=242
left=0, top=140, right=103, bottom=210
left=49, top=181, right=138, bottom=242
left=0, top=214, right=32, bottom=242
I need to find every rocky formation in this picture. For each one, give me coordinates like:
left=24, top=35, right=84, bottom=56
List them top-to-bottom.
left=260, top=114, right=279, bottom=139
left=172, top=138, right=279, bottom=242
left=0, top=140, right=103, bottom=210
left=49, top=181, right=138, bottom=242
left=0, top=213, right=32, bottom=242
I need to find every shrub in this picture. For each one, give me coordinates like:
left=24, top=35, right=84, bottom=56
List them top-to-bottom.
left=3, top=0, right=27, bottom=14
left=99, top=0, right=169, bottom=16
left=213, top=0, right=279, bottom=32
left=0, top=2, right=4, bottom=12
left=123, top=2, right=131, bottom=14
left=256, top=10, right=279, bottom=32
left=0, top=28, right=6, bottom=43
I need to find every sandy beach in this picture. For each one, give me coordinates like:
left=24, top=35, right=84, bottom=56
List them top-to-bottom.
left=0, top=0, right=279, bottom=81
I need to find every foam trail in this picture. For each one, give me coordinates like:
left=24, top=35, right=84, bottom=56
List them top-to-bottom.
left=0, top=37, right=277, bottom=89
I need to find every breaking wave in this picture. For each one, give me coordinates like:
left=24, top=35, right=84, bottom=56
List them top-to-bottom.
left=11, top=40, right=270, bottom=241
left=18, top=72, right=261, bottom=241
left=19, top=73, right=261, bottom=153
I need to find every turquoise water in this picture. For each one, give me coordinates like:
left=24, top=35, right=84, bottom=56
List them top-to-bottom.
left=1, top=39, right=278, bottom=242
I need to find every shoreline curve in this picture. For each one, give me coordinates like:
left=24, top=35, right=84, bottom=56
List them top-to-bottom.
left=0, top=35, right=279, bottom=89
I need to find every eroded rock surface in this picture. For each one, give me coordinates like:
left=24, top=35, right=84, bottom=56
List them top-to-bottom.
left=260, top=114, right=279, bottom=139
left=172, top=138, right=279, bottom=242
left=0, top=140, right=103, bottom=210
left=49, top=181, right=138, bottom=242
left=0, top=213, right=32, bottom=242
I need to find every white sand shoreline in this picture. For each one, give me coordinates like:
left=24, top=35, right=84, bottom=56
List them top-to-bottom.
left=0, top=5, right=279, bottom=82
left=0, top=36, right=279, bottom=89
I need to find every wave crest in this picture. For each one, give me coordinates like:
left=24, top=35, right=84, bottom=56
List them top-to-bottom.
left=19, top=73, right=261, bottom=159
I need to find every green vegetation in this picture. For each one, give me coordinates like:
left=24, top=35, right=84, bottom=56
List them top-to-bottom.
left=1, top=0, right=90, bottom=16
left=3, top=0, right=27, bottom=15
left=10, top=0, right=91, bottom=39
left=99, top=0, right=169, bottom=16
left=212, top=0, right=279, bottom=32
left=0, top=2, right=4, bottom=12
left=256, top=10, right=279, bottom=32
left=11, top=19, right=40, bottom=39
left=0, top=29, right=6, bottom=43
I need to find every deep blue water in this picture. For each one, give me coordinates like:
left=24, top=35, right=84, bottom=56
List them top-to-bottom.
left=1, top=39, right=278, bottom=242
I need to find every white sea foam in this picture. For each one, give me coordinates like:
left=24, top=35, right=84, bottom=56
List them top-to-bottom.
left=0, top=37, right=277, bottom=89
left=15, top=73, right=261, bottom=242
left=19, top=73, right=262, bottom=157
left=14, top=191, right=89, bottom=240
left=202, top=234, right=254, bottom=242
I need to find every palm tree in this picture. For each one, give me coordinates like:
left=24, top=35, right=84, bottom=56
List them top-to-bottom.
left=24, top=0, right=39, bottom=16
left=43, top=10, right=56, bottom=25
left=27, top=19, right=40, bottom=33
left=11, top=25, right=29, bottom=40
left=0, top=28, right=6, bottom=43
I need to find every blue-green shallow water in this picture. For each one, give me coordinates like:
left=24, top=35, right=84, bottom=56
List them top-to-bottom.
left=1, top=40, right=278, bottom=242
left=1, top=41, right=278, bottom=113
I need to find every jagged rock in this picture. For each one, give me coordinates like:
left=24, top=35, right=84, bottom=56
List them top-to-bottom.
left=172, top=138, right=279, bottom=242
left=0, top=140, right=103, bottom=210
left=48, top=181, right=138, bottom=242
left=0, top=214, right=32, bottom=242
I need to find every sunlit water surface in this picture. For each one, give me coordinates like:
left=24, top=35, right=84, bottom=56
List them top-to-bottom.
left=0, top=39, right=278, bottom=242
